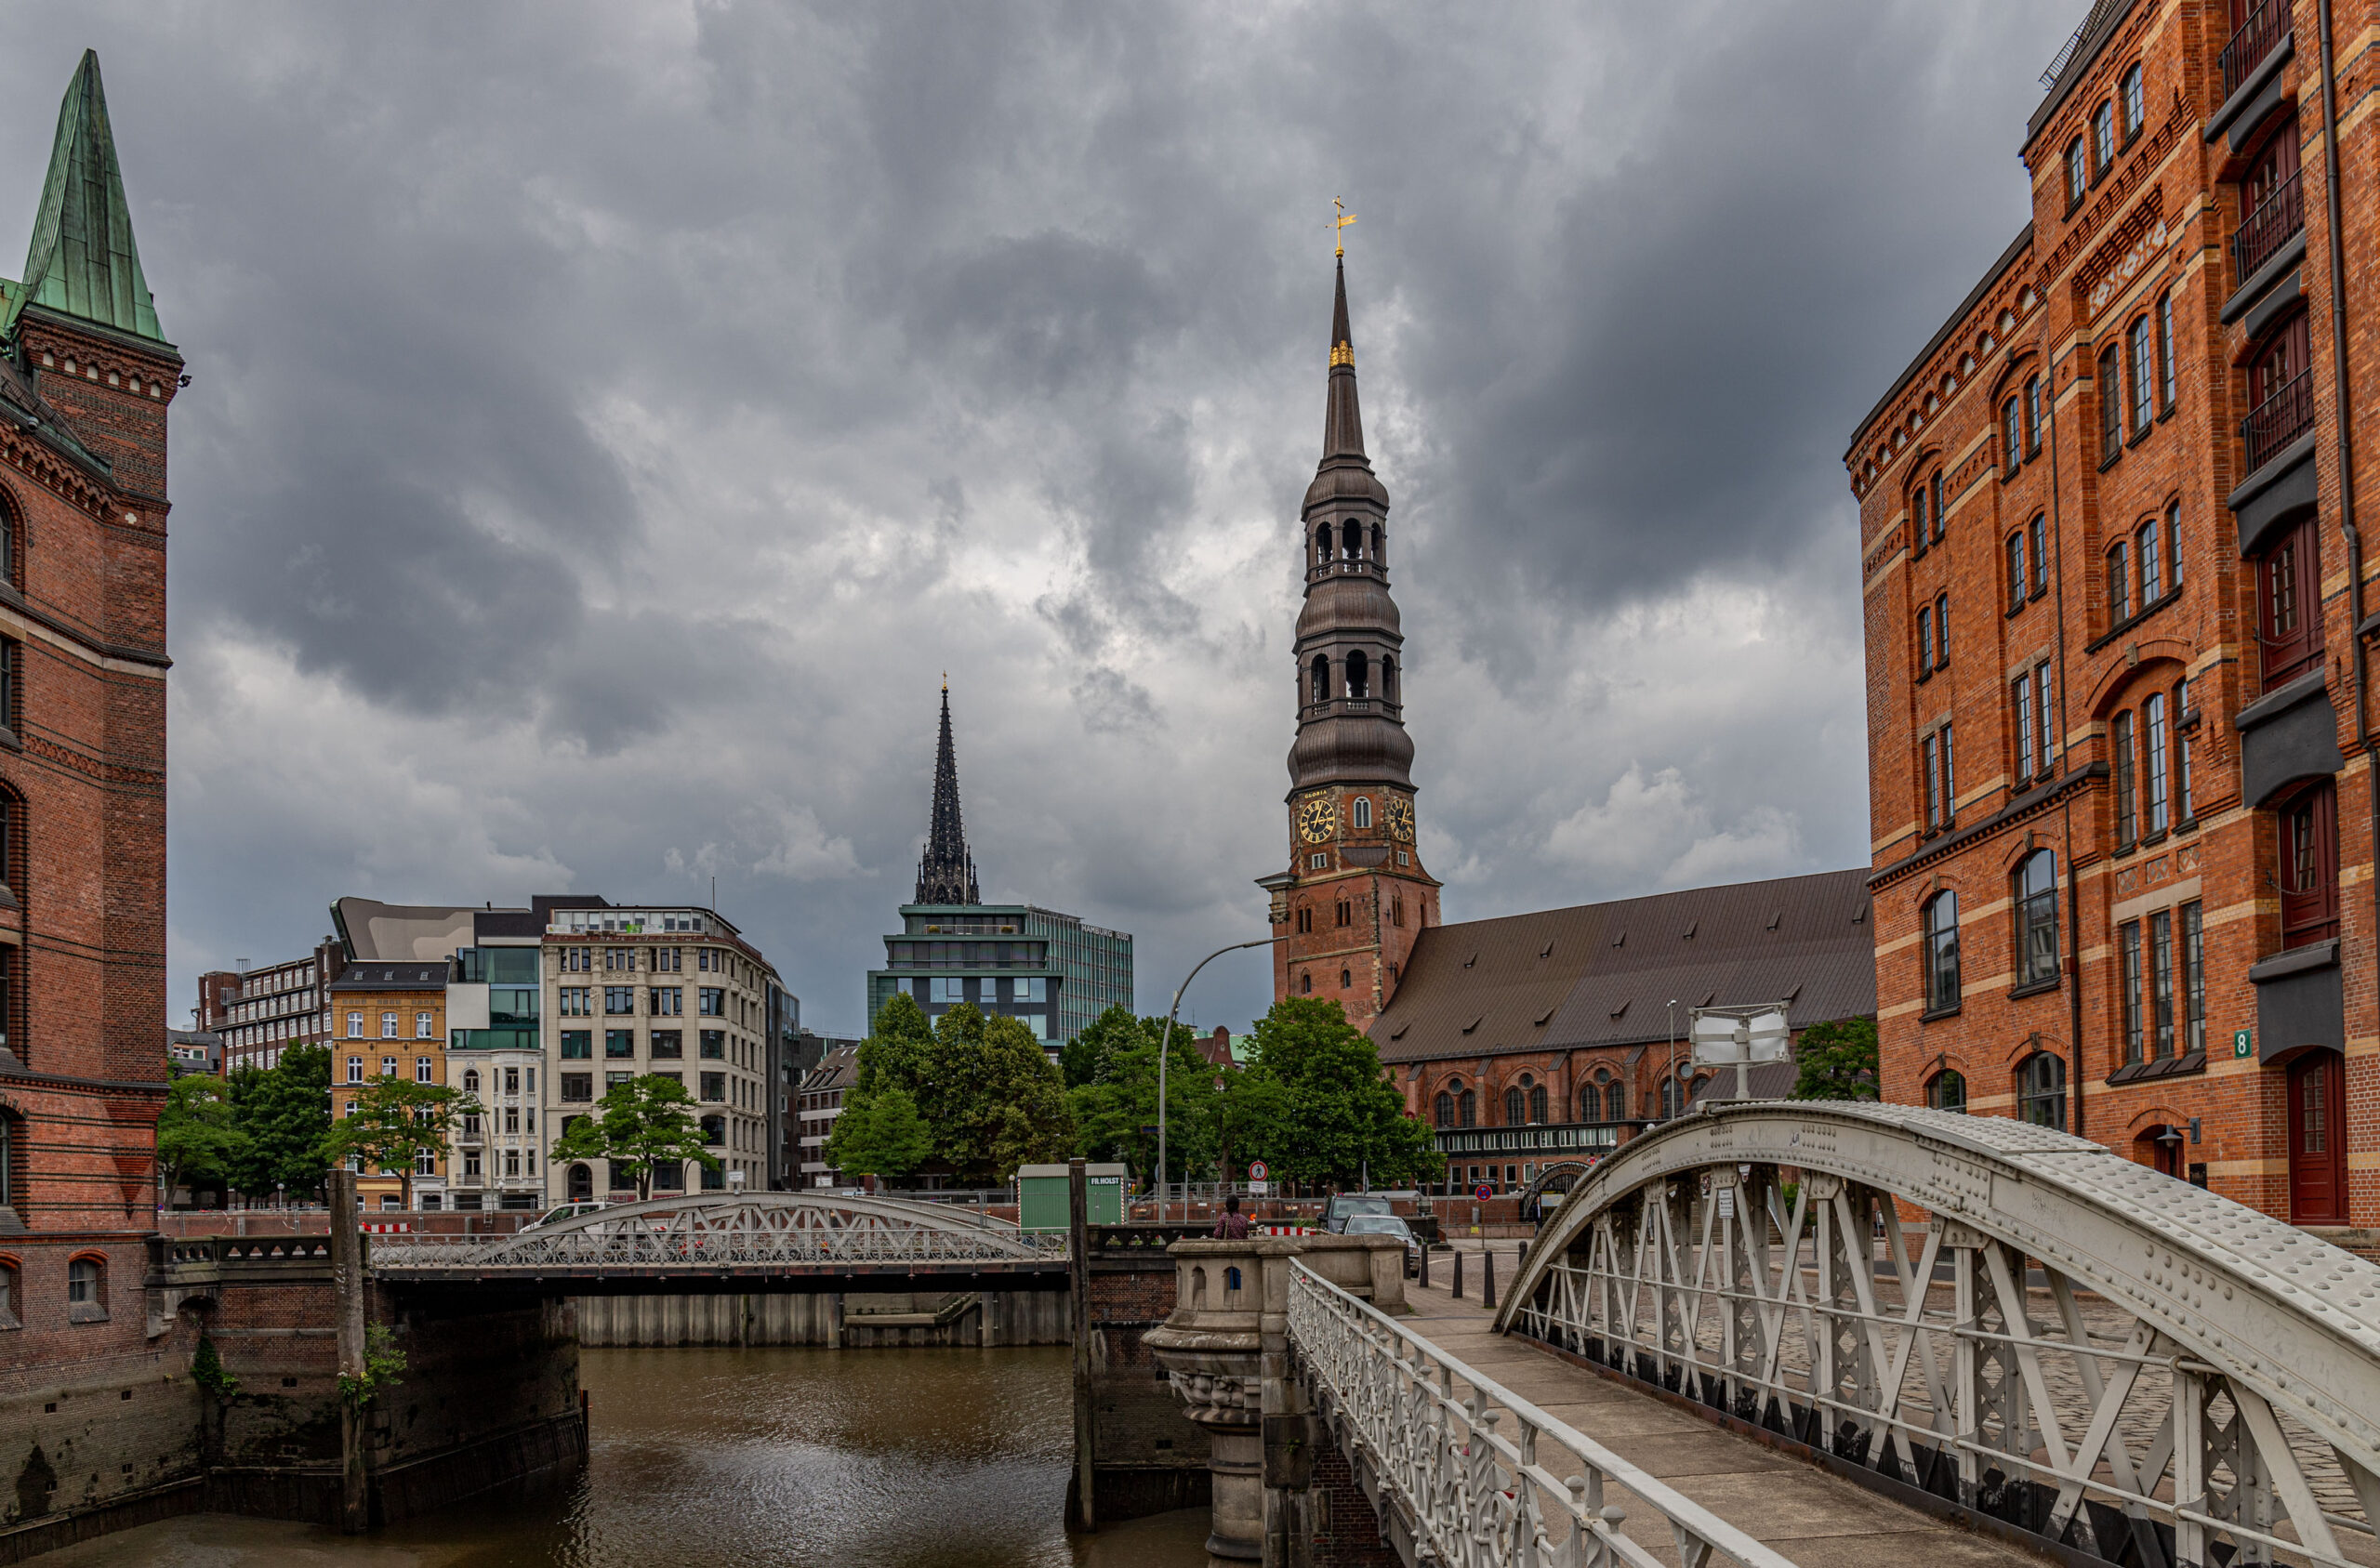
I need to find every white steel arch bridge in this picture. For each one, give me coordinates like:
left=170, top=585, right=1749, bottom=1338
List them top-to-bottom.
left=1491, top=1100, right=2380, bottom=1568
left=366, top=1191, right=1067, bottom=1289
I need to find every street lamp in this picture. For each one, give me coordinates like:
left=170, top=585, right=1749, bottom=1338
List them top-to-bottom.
left=1157, top=936, right=1282, bottom=1224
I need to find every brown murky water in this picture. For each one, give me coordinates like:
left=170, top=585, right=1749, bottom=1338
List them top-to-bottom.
left=46, top=1345, right=1213, bottom=1568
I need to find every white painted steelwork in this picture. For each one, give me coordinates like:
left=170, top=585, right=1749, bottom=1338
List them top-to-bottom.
left=1499, top=1100, right=2380, bottom=1567
left=369, top=1192, right=1064, bottom=1272
left=1289, top=1258, right=1799, bottom=1568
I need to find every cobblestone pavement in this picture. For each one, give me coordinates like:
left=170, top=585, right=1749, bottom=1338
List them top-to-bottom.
left=1434, top=1238, right=2379, bottom=1565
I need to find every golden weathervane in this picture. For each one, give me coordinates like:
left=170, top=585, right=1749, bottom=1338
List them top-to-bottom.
left=1333, top=197, right=1356, bottom=257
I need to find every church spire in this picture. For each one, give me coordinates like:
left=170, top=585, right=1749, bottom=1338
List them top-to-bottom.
left=7, top=51, right=164, bottom=345
left=1322, top=257, right=1367, bottom=462
left=915, top=680, right=982, bottom=905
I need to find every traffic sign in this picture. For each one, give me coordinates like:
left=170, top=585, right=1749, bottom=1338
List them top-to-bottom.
left=1248, top=1160, right=1268, bottom=1182
left=1474, top=1182, right=1493, bottom=1202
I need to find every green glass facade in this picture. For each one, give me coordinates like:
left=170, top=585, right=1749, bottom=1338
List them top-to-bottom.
left=866, top=903, right=1132, bottom=1047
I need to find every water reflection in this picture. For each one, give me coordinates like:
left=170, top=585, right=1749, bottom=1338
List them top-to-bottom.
left=46, top=1345, right=1212, bottom=1568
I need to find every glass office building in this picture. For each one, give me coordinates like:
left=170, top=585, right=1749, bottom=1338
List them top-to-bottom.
left=866, top=903, right=1132, bottom=1049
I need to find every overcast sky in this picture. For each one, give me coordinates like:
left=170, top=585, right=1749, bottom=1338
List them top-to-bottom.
left=2, top=2, right=2078, bottom=1036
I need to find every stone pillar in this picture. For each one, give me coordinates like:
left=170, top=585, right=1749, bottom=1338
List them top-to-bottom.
left=1067, top=1157, right=1095, bottom=1533
left=329, top=1168, right=367, bottom=1535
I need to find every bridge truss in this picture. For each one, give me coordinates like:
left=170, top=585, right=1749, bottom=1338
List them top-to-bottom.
left=1500, top=1100, right=2380, bottom=1568
left=369, top=1192, right=1065, bottom=1283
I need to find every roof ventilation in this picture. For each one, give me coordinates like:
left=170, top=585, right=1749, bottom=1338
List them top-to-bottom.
left=1852, top=902, right=1869, bottom=923
left=1765, top=910, right=1781, bottom=930
left=1681, top=919, right=1698, bottom=939
left=1611, top=930, right=1625, bottom=948
left=1539, top=941, right=1554, bottom=958
left=1462, top=952, right=1478, bottom=968
left=1784, top=982, right=1803, bottom=1002
left=1699, top=991, right=1715, bottom=1008
left=1608, top=999, right=1629, bottom=1020
left=1534, top=1005, right=1557, bottom=1026
left=1460, top=1015, right=1483, bottom=1034
left=1389, top=1021, right=1409, bottom=1040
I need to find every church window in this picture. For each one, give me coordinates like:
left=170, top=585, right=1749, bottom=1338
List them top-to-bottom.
left=1342, top=519, right=1362, bottom=560
left=1316, top=525, right=1332, bottom=567
left=1345, top=650, right=1368, bottom=699
left=1310, top=656, right=1329, bottom=705
left=1381, top=659, right=1396, bottom=702
left=1351, top=797, right=1372, bottom=830
left=1391, top=893, right=1403, bottom=927
left=1335, top=900, right=1351, bottom=927
left=1296, top=905, right=1313, bottom=933
left=1339, top=968, right=1351, bottom=989
left=1300, top=972, right=1312, bottom=995
left=1604, top=1080, right=1625, bottom=1120
left=1530, top=1083, right=1548, bottom=1124
left=1504, top=1086, right=1526, bottom=1125
left=1460, top=1088, right=1476, bottom=1127
left=1435, top=1090, right=1455, bottom=1127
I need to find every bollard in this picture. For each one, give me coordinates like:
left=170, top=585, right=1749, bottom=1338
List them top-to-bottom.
left=1420, top=1242, right=1430, bottom=1290
left=1482, top=1246, right=1497, bottom=1311
left=1453, top=1248, right=1463, bottom=1300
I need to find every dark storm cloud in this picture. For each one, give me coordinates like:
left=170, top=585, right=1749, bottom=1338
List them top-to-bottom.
left=0, top=0, right=2083, bottom=1032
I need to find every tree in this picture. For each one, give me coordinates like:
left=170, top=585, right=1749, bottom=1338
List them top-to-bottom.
left=1235, top=998, right=1442, bottom=1190
left=1061, top=1003, right=1142, bottom=1090
left=932, top=1006, right=1075, bottom=1180
left=1068, top=1012, right=1223, bottom=1181
left=1790, top=1018, right=1880, bottom=1101
left=226, top=1045, right=332, bottom=1200
left=548, top=1074, right=720, bottom=1200
left=156, top=1075, right=244, bottom=1202
left=318, top=1077, right=479, bottom=1210
left=826, top=1084, right=933, bottom=1176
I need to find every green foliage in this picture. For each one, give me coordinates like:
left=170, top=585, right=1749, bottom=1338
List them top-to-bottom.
left=1230, top=998, right=1442, bottom=1189
left=850, top=1002, right=1074, bottom=1181
left=1061, top=1003, right=1141, bottom=1090
left=1067, top=1012, right=1223, bottom=1180
left=1789, top=1018, right=1879, bottom=1102
left=225, top=1045, right=332, bottom=1200
left=156, top=1074, right=244, bottom=1195
left=548, top=1074, right=720, bottom=1200
left=318, top=1076, right=479, bottom=1209
left=824, top=1084, right=932, bottom=1176
left=337, top=1323, right=406, bottom=1412
left=191, top=1336, right=239, bottom=1400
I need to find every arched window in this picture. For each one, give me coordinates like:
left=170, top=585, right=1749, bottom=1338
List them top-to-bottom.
left=2127, top=312, right=2152, bottom=435
left=2099, top=342, right=2123, bottom=462
left=0, top=491, right=15, bottom=586
left=1342, top=519, right=1363, bottom=560
left=1316, top=524, right=1332, bottom=567
left=1370, top=524, right=1385, bottom=565
left=1345, top=650, right=1368, bottom=699
left=1310, top=655, right=1329, bottom=704
left=1381, top=658, right=1396, bottom=702
left=1351, top=797, right=1372, bottom=829
left=2016, top=850, right=2058, bottom=987
left=1923, top=890, right=1961, bottom=1013
left=1338, top=968, right=1350, bottom=989
left=1300, top=971, right=1312, bottom=995
left=2016, top=1052, right=2067, bottom=1130
left=461, top=1069, right=481, bottom=1094
left=1925, top=1069, right=1966, bottom=1113
left=1658, top=1075, right=1682, bottom=1120
left=1604, top=1081, right=1625, bottom=1120
left=1529, top=1083, right=1548, bottom=1125
left=1504, top=1086, right=1525, bottom=1126
left=1459, top=1088, right=1476, bottom=1127
left=1435, top=1090, right=1455, bottom=1127
left=67, top=1256, right=103, bottom=1317
left=0, top=1258, right=19, bottom=1328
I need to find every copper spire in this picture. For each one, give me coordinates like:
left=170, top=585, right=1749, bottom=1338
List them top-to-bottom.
left=1322, top=257, right=1368, bottom=462
left=914, top=683, right=981, bottom=905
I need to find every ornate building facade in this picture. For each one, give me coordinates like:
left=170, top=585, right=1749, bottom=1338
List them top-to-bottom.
left=1849, top=0, right=2380, bottom=1227
left=0, top=52, right=176, bottom=1368
left=1261, top=258, right=1440, bottom=1030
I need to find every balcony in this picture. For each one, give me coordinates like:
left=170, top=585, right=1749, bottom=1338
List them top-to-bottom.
left=2222, top=0, right=2290, bottom=101
left=2234, top=168, right=2304, bottom=283
left=2242, top=369, right=2315, bottom=474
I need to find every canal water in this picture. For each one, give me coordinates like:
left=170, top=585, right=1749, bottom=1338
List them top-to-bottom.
left=47, top=1345, right=1216, bottom=1568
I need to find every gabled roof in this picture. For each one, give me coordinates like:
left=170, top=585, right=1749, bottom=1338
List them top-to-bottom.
left=12, top=51, right=165, bottom=345
left=1371, top=868, right=1875, bottom=1064
left=328, top=960, right=450, bottom=992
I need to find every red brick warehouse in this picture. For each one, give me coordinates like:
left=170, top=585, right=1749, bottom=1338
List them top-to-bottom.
left=1849, top=0, right=2380, bottom=1227
left=0, top=52, right=177, bottom=1362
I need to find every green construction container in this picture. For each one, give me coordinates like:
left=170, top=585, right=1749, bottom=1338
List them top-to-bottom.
left=1017, top=1163, right=1126, bottom=1232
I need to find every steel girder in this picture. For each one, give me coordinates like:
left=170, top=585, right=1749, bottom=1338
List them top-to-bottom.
left=1496, top=1100, right=2380, bottom=1568
left=369, top=1192, right=1064, bottom=1274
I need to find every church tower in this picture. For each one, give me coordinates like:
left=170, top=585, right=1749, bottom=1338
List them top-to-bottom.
left=1259, top=253, right=1438, bottom=1030
left=915, top=681, right=982, bottom=905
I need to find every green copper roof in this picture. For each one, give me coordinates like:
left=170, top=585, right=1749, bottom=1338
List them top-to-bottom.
left=9, top=51, right=163, bottom=344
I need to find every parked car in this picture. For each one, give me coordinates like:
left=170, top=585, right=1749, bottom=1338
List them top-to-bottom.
left=1322, top=1192, right=1399, bottom=1232
left=522, top=1201, right=609, bottom=1232
left=1341, top=1213, right=1421, bottom=1275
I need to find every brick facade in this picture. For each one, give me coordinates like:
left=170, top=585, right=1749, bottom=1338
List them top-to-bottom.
left=1850, top=0, right=2380, bottom=1225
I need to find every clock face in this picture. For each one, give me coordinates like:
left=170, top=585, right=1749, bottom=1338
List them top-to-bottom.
left=1295, top=794, right=1339, bottom=843
left=1384, top=796, right=1415, bottom=843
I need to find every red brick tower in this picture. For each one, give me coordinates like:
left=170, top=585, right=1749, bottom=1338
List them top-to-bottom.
left=0, top=50, right=177, bottom=1356
left=1261, top=254, right=1439, bottom=1030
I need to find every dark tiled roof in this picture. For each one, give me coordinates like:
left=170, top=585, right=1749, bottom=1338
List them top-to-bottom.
left=1372, top=868, right=1875, bottom=1065
left=328, top=961, right=450, bottom=992
left=805, top=1043, right=861, bottom=1091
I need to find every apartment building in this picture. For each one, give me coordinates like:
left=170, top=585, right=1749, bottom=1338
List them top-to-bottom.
left=1849, top=0, right=2379, bottom=1224
left=197, top=938, right=344, bottom=1073
left=326, top=960, right=449, bottom=1209
left=795, top=1041, right=862, bottom=1189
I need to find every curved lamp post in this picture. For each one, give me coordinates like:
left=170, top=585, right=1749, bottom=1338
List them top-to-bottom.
left=1157, top=936, right=1281, bottom=1224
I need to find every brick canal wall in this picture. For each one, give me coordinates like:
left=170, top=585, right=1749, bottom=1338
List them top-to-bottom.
left=1070, top=1231, right=1210, bottom=1526
left=575, top=1288, right=1071, bottom=1346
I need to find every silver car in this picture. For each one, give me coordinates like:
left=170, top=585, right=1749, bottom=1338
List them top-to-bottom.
left=1342, top=1213, right=1421, bottom=1275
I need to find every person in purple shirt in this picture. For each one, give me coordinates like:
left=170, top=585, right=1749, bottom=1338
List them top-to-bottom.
left=1211, top=1194, right=1250, bottom=1239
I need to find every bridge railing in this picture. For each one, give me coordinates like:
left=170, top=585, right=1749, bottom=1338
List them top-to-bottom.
left=1287, top=1258, right=1797, bottom=1568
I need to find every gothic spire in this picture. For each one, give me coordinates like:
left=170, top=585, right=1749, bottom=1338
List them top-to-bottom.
left=7, top=51, right=163, bottom=345
left=1322, top=257, right=1367, bottom=462
left=915, top=680, right=982, bottom=905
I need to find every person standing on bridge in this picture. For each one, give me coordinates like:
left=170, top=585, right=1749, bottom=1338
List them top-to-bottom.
left=1211, top=1195, right=1250, bottom=1240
